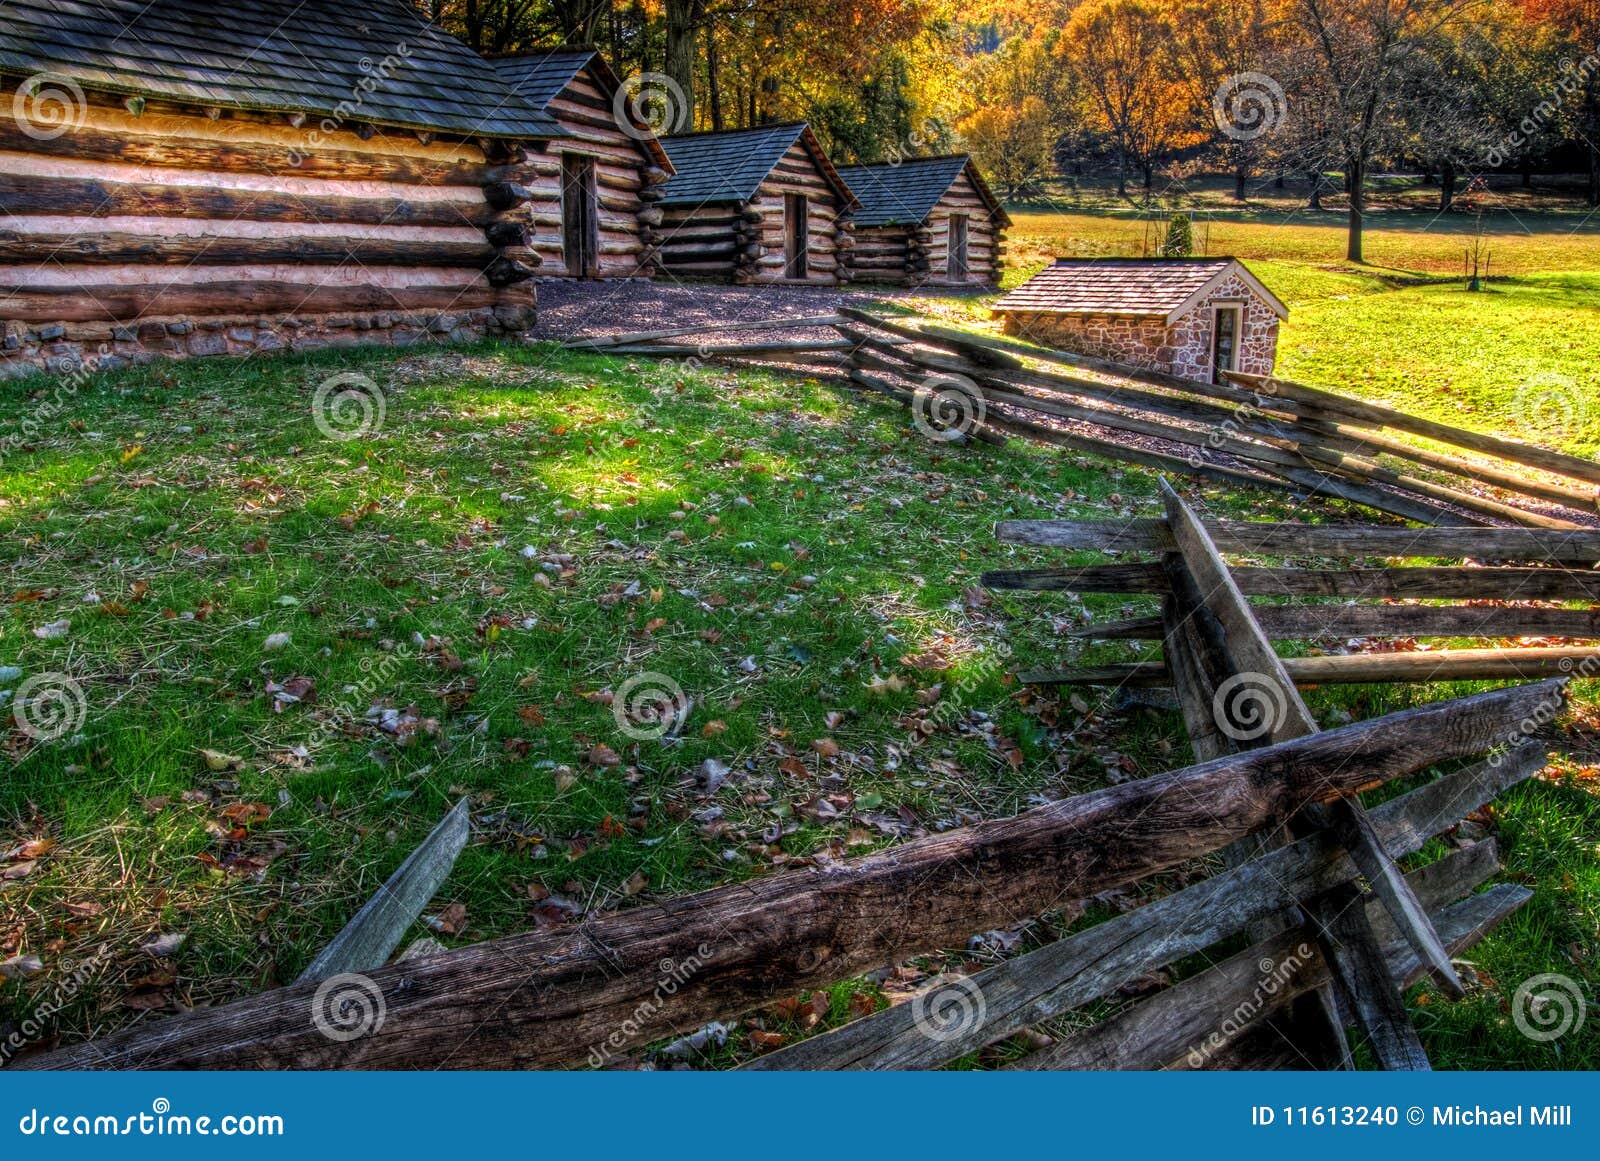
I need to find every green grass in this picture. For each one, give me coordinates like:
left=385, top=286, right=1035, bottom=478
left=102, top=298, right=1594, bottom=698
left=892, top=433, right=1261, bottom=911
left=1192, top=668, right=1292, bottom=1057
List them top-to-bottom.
left=4, top=192, right=1599, bottom=1070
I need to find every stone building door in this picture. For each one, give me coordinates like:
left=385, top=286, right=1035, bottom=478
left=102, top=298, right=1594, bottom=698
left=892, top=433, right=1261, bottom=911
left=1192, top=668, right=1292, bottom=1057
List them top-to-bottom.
left=1211, top=304, right=1241, bottom=383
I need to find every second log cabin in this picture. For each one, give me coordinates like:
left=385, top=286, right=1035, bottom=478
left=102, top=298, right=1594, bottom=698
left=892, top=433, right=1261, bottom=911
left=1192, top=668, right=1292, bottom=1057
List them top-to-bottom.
left=0, top=0, right=560, bottom=379
left=489, top=48, right=675, bottom=279
left=655, top=124, right=860, bottom=285
left=834, top=155, right=1009, bottom=287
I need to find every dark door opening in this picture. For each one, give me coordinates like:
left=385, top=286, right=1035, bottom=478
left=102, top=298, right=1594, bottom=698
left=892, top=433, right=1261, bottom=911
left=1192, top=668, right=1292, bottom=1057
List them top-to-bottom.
left=562, top=154, right=599, bottom=277
left=784, top=194, right=809, bottom=280
left=948, top=214, right=970, bottom=282
left=1211, top=305, right=1241, bottom=384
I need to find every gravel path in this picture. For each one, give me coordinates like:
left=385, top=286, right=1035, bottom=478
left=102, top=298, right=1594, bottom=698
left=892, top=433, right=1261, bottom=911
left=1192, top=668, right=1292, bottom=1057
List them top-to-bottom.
left=531, top=278, right=962, bottom=344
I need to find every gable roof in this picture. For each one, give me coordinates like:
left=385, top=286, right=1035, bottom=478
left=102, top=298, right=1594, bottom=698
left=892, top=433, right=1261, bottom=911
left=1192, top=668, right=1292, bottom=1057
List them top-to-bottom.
left=0, top=0, right=560, bottom=139
left=489, top=47, right=672, bottom=171
left=657, top=123, right=858, bottom=208
left=835, top=155, right=1011, bottom=229
left=994, top=258, right=1288, bottom=326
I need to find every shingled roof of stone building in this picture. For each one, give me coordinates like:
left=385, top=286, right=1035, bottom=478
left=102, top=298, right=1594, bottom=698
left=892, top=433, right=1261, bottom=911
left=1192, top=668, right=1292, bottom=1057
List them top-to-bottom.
left=0, top=0, right=560, bottom=138
left=657, top=123, right=858, bottom=208
left=834, top=155, right=1010, bottom=228
left=994, top=258, right=1287, bottom=326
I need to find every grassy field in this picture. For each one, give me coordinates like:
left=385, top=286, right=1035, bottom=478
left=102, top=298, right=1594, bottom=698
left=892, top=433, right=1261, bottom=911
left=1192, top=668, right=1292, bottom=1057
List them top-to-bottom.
left=2, top=188, right=1598, bottom=1070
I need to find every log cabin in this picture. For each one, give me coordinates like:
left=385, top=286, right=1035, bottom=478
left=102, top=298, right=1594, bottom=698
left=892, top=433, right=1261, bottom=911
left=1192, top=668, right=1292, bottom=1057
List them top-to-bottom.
left=0, top=0, right=562, bottom=379
left=489, top=49, right=675, bottom=279
left=654, top=124, right=861, bottom=285
left=834, top=155, right=1010, bottom=287
left=993, top=258, right=1288, bottom=383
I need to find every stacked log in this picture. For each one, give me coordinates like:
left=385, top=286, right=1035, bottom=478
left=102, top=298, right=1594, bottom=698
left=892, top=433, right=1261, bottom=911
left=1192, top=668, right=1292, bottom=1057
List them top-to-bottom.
left=0, top=93, right=542, bottom=377
left=636, top=164, right=670, bottom=275
left=731, top=203, right=764, bottom=286
left=835, top=211, right=856, bottom=285
left=906, top=224, right=934, bottom=284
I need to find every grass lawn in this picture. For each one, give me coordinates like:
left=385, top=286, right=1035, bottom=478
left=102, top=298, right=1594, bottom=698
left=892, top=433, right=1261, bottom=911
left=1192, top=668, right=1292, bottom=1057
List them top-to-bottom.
left=3, top=193, right=1598, bottom=1070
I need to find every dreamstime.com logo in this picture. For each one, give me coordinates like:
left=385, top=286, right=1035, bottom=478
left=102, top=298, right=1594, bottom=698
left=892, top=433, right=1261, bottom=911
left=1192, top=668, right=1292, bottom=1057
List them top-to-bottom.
left=12, top=72, right=88, bottom=141
left=615, top=72, right=689, bottom=141
left=1212, top=72, right=1288, bottom=142
left=312, top=372, right=386, bottom=441
left=1513, top=372, right=1587, bottom=435
left=912, top=373, right=986, bottom=443
left=612, top=671, right=690, bottom=741
left=1212, top=671, right=1289, bottom=743
left=12, top=673, right=87, bottom=742
left=310, top=972, right=387, bottom=1042
left=1511, top=973, right=1589, bottom=1043
left=910, top=974, right=988, bottom=1044
left=16, top=1099, right=284, bottom=1138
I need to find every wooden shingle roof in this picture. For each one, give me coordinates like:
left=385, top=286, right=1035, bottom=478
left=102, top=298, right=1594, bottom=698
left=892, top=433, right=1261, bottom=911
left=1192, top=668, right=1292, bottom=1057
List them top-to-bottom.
left=0, top=0, right=560, bottom=139
left=657, top=123, right=858, bottom=208
left=835, top=155, right=1011, bottom=228
left=994, top=258, right=1288, bottom=326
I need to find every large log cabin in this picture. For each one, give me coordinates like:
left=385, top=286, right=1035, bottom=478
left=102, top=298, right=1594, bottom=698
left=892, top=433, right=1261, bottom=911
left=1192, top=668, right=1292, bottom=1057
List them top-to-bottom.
left=0, top=0, right=561, bottom=379
left=490, top=49, right=674, bottom=279
left=655, top=124, right=860, bottom=286
left=834, top=156, right=1009, bottom=287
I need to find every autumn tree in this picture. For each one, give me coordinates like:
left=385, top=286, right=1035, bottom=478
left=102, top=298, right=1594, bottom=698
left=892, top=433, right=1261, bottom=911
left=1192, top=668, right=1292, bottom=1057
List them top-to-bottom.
left=1060, top=0, right=1197, bottom=195
left=1521, top=0, right=1600, bottom=202
left=959, top=96, right=1057, bottom=197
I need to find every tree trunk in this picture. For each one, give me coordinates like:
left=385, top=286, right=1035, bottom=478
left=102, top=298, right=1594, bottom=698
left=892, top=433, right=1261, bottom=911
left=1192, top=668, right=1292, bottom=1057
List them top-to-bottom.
left=665, top=0, right=698, bottom=134
left=706, top=18, right=724, bottom=131
left=1588, top=139, right=1599, bottom=207
left=1117, top=148, right=1128, bottom=198
left=1346, top=154, right=1365, bottom=263
left=1439, top=159, right=1457, bottom=213
left=1521, top=163, right=1533, bottom=189
left=1234, top=165, right=1248, bottom=201
left=1307, top=169, right=1322, bottom=210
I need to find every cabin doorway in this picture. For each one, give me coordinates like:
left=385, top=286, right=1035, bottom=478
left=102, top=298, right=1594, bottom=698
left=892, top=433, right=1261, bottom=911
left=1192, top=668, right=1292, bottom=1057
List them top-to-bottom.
left=562, top=154, right=600, bottom=277
left=784, top=193, right=810, bottom=280
left=948, top=215, right=970, bottom=282
left=1211, top=304, right=1241, bottom=383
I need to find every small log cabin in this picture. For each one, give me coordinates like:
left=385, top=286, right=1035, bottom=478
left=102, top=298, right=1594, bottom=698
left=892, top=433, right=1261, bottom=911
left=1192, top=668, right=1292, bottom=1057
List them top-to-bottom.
left=0, top=0, right=561, bottom=379
left=489, top=49, right=674, bottom=279
left=655, top=124, right=860, bottom=285
left=834, top=155, right=1010, bottom=287
left=993, top=258, right=1288, bottom=383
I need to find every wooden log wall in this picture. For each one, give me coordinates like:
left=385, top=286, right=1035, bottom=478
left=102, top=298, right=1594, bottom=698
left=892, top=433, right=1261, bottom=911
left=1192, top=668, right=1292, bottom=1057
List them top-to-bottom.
left=500, top=63, right=662, bottom=278
left=0, top=92, right=538, bottom=373
left=656, top=140, right=851, bottom=285
left=844, top=172, right=1004, bottom=288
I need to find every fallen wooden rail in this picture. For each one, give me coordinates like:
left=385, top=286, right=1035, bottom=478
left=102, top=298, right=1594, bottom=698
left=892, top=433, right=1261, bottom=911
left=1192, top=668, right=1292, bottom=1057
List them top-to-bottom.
left=16, top=679, right=1555, bottom=1071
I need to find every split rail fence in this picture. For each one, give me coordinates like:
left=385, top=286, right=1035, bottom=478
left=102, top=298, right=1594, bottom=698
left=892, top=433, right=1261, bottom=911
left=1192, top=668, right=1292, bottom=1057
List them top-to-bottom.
left=17, top=507, right=1564, bottom=1070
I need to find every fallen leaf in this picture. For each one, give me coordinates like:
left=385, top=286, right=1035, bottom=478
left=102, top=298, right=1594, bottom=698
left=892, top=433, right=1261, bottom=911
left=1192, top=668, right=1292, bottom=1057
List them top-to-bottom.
left=427, top=902, right=468, bottom=936
left=140, top=932, right=186, bottom=957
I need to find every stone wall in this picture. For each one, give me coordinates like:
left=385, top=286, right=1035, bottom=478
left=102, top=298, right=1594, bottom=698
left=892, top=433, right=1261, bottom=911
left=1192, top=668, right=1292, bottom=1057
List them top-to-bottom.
left=998, top=271, right=1280, bottom=382
left=0, top=303, right=538, bottom=381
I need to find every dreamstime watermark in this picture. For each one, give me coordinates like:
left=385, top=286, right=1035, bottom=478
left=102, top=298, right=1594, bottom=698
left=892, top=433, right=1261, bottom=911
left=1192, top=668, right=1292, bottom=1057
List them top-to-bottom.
left=287, top=45, right=413, bottom=165
left=1487, top=52, right=1600, bottom=169
left=12, top=72, right=88, bottom=141
left=1212, top=72, right=1288, bottom=143
left=614, top=73, right=690, bottom=141
left=2, top=343, right=127, bottom=458
left=312, top=372, right=386, bottom=440
left=1512, top=372, right=1586, bottom=435
left=912, top=373, right=986, bottom=442
left=1186, top=379, right=1284, bottom=468
left=915, top=640, right=1015, bottom=739
left=1490, top=660, right=1587, bottom=767
left=612, top=671, right=690, bottom=741
left=1212, top=671, right=1290, bottom=743
left=11, top=672, right=87, bottom=742
left=1186, top=943, right=1313, bottom=1066
left=587, top=944, right=714, bottom=1067
left=1, top=946, right=113, bottom=1065
left=310, top=972, right=387, bottom=1042
left=910, top=973, right=988, bottom=1043
left=1510, top=973, right=1588, bottom=1043
left=16, top=1099, right=284, bottom=1137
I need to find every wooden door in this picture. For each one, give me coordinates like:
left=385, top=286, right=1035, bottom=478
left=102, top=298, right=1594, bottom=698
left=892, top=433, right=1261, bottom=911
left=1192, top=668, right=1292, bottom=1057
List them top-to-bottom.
left=562, top=155, right=599, bottom=277
left=784, top=194, right=809, bottom=280
left=948, top=214, right=970, bottom=282
left=1211, top=305, right=1241, bottom=384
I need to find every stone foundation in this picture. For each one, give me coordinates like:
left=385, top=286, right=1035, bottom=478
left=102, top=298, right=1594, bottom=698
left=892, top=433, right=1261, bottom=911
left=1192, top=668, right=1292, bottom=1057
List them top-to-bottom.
left=0, top=302, right=539, bottom=381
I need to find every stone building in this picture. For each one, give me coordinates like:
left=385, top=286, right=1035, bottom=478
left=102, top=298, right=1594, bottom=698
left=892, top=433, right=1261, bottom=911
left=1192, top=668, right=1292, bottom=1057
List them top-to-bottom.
left=993, top=258, right=1286, bottom=382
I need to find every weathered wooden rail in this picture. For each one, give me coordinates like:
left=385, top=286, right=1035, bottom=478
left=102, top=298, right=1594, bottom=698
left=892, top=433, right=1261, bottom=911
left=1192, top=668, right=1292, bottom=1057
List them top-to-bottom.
left=16, top=510, right=1557, bottom=1070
